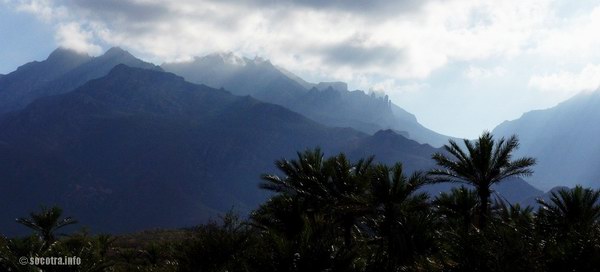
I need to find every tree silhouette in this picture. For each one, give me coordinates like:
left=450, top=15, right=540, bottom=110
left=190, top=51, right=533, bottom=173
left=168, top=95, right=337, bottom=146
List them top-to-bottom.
left=429, top=131, right=535, bottom=228
left=260, top=148, right=373, bottom=247
left=368, top=163, right=435, bottom=270
left=537, top=185, right=600, bottom=231
left=434, top=186, right=479, bottom=231
left=536, top=186, right=600, bottom=271
left=16, top=206, right=77, bottom=248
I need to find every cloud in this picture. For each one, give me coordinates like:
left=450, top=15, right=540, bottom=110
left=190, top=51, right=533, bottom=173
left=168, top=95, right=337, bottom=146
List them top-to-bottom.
left=4, top=0, right=600, bottom=94
left=7, top=0, right=67, bottom=21
left=208, top=0, right=428, bottom=18
left=530, top=6, right=600, bottom=61
left=55, top=22, right=102, bottom=54
left=528, top=64, right=600, bottom=94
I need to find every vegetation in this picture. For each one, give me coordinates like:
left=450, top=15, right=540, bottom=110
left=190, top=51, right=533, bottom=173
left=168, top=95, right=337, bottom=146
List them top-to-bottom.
left=429, top=131, right=536, bottom=227
left=1, top=132, right=599, bottom=271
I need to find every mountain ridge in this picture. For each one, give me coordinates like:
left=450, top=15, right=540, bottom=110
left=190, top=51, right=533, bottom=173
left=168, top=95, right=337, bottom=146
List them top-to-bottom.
left=0, top=47, right=160, bottom=114
left=162, top=52, right=455, bottom=147
left=0, top=65, right=541, bottom=235
left=493, top=90, right=600, bottom=190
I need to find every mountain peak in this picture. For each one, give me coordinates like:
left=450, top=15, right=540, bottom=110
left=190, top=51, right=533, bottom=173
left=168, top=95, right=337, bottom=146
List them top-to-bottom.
left=47, top=47, right=91, bottom=62
left=103, top=47, right=133, bottom=58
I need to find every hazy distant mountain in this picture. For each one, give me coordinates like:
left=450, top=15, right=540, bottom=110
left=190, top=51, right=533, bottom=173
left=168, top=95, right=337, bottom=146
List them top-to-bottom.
left=0, top=47, right=160, bottom=114
left=162, top=53, right=453, bottom=147
left=0, top=65, right=540, bottom=235
left=276, top=66, right=315, bottom=89
left=493, top=91, right=600, bottom=190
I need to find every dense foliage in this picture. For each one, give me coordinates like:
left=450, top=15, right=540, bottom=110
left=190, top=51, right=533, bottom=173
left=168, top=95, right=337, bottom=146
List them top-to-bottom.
left=1, top=133, right=599, bottom=271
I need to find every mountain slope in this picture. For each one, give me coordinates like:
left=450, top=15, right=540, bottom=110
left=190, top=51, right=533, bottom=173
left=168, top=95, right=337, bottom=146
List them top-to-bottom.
left=0, top=47, right=160, bottom=114
left=0, top=48, right=92, bottom=113
left=162, top=53, right=453, bottom=147
left=0, top=65, right=369, bottom=235
left=0, top=65, right=540, bottom=236
left=493, top=91, right=600, bottom=190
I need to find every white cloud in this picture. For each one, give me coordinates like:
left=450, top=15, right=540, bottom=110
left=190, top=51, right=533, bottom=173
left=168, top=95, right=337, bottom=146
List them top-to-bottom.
left=2, top=0, right=554, bottom=84
left=8, top=0, right=66, bottom=21
left=530, top=6, right=600, bottom=61
left=55, top=22, right=102, bottom=54
left=528, top=64, right=600, bottom=94
left=370, top=79, right=398, bottom=93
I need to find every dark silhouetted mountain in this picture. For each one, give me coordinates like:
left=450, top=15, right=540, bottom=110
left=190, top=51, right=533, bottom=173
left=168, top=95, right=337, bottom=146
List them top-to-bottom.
left=0, top=47, right=160, bottom=114
left=162, top=53, right=454, bottom=147
left=0, top=65, right=369, bottom=235
left=0, top=65, right=540, bottom=235
left=493, top=91, right=600, bottom=190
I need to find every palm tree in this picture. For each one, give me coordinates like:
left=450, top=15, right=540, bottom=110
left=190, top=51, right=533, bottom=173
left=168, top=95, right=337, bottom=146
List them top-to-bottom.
left=429, top=131, right=535, bottom=228
left=260, top=148, right=373, bottom=247
left=368, top=163, right=434, bottom=270
left=434, top=186, right=479, bottom=231
left=536, top=186, right=600, bottom=271
left=537, top=186, right=600, bottom=232
left=16, top=206, right=77, bottom=248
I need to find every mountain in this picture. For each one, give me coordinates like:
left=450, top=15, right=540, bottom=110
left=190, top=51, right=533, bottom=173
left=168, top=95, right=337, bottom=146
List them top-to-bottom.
left=0, top=47, right=160, bottom=114
left=0, top=48, right=92, bottom=113
left=162, top=53, right=453, bottom=147
left=0, top=65, right=540, bottom=236
left=0, top=65, right=365, bottom=235
left=276, top=65, right=315, bottom=89
left=493, top=91, right=600, bottom=190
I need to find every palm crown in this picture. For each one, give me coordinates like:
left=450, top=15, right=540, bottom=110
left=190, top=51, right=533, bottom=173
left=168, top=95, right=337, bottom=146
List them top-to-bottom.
left=429, top=131, right=536, bottom=227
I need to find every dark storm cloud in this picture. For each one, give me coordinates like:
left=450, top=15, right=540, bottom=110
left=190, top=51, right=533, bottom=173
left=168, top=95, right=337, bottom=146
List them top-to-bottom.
left=323, top=43, right=405, bottom=67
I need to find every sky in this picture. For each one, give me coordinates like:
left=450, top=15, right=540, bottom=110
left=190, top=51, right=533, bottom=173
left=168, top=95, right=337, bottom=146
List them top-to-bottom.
left=2, top=0, right=600, bottom=138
